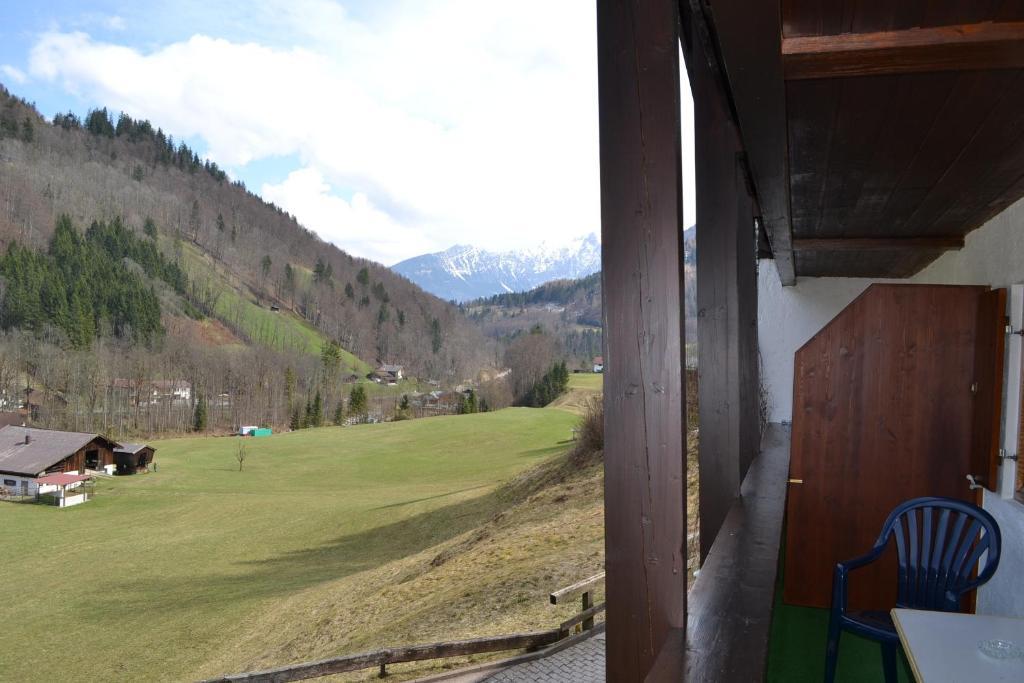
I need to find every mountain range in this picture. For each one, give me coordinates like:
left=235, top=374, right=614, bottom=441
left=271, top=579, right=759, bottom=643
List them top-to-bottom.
left=391, top=233, right=602, bottom=302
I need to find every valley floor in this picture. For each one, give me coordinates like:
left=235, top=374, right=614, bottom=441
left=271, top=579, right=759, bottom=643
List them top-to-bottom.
left=0, top=406, right=604, bottom=682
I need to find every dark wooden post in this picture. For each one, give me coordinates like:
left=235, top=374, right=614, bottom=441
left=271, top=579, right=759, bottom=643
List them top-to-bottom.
left=598, top=0, right=687, bottom=680
left=689, top=17, right=760, bottom=560
left=581, top=590, right=594, bottom=632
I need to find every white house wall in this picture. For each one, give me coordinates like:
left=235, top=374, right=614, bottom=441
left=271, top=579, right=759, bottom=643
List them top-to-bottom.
left=757, top=194, right=1024, bottom=617
left=1, top=475, right=38, bottom=496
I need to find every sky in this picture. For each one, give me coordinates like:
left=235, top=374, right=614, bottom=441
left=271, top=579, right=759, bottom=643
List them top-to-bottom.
left=0, top=0, right=696, bottom=266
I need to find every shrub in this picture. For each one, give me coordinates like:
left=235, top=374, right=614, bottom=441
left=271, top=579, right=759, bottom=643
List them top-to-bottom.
left=572, top=395, right=603, bottom=466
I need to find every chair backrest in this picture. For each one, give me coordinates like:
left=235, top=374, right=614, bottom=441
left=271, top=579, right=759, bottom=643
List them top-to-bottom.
left=874, top=497, right=1001, bottom=611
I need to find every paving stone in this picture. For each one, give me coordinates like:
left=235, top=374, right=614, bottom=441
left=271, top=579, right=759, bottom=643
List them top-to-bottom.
left=483, top=632, right=605, bottom=682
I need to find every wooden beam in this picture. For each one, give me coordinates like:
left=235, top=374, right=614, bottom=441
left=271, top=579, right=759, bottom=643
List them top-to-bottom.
left=598, top=0, right=687, bottom=680
left=709, top=0, right=796, bottom=285
left=691, top=11, right=761, bottom=562
left=784, top=22, right=1024, bottom=80
left=792, top=236, right=965, bottom=252
left=684, top=425, right=790, bottom=681
left=549, top=572, right=605, bottom=605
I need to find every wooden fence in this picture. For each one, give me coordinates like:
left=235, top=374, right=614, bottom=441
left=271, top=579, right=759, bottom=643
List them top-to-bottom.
left=202, top=572, right=606, bottom=682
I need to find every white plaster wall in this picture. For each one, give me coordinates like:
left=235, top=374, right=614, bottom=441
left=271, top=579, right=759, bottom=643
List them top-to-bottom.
left=759, top=195, right=1024, bottom=423
left=2, top=476, right=38, bottom=496
left=978, top=491, right=1024, bottom=617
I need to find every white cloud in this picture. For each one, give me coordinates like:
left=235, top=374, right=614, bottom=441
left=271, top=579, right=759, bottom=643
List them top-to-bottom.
left=27, top=1, right=688, bottom=262
left=105, top=15, right=126, bottom=31
left=1, top=65, right=28, bottom=84
left=262, top=167, right=436, bottom=265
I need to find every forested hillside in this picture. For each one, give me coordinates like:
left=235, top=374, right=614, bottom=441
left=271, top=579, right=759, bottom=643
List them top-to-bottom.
left=0, top=84, right=494, bottom=435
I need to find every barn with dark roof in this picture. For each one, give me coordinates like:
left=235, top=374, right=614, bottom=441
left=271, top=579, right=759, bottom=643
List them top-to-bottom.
left=0, top=426, right=120, bottom=496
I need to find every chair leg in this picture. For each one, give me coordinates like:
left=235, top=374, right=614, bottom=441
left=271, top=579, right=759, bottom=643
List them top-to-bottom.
left=824, top=615, right=842, bottom=683
left=880, top=642, right=898, bottom=683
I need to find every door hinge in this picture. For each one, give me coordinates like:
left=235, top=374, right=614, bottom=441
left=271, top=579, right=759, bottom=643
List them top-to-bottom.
left=1006, top=324, right=1024, bottom=336
left=971, top=381, right=979, bottom=394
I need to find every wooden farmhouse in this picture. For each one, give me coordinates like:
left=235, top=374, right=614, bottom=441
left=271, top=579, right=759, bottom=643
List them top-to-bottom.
left=0, top=426, right=120, bottom=496
left=113, top=443, right=157, bottom=475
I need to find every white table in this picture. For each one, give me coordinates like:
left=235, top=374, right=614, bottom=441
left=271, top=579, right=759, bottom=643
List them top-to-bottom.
left=892, top=608, right=1024, bottom=682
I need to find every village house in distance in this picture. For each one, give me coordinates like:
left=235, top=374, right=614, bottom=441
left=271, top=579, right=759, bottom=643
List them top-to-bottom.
left=372, top=364, right=404, bottom=384
left=0, top=426, right=155, bottom=506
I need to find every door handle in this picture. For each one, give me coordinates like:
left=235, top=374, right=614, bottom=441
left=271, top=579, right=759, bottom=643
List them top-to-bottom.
left=966, top=474, right=984, bottom=490
left=788, top=478, right=803, bottom=485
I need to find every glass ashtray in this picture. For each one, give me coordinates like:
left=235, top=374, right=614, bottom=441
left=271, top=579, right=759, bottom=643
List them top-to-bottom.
left=978, top=639, right=1024, bottom=660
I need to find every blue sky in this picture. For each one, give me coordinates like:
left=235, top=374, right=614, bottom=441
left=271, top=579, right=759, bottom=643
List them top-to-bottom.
left=0, top=1, right=694, bottom=265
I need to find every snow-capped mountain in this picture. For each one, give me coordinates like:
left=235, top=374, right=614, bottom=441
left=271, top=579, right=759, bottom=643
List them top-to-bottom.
left=391, top=233, right=602, bottom=302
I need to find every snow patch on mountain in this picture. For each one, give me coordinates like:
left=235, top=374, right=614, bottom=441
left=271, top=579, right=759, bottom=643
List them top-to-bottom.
left=391, top=233, right=602, bottom=302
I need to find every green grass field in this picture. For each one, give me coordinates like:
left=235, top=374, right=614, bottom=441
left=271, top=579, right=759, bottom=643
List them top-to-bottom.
left=548, top=373, right=603, bottom=414
left=568, top=373, right=603, bottom=391
left=0, top=408, right=580, bottom=682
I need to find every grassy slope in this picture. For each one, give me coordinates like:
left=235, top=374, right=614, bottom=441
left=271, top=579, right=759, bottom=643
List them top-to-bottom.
left=173, top=240, right=370, bottom=373
left=548, top=373, right=603, bottom=415
left=0, top=408, right=581, bottom=682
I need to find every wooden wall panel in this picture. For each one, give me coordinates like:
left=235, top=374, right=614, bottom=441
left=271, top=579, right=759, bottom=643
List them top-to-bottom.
left=598, top=0, right=687, bottom=679
left=785, top=284, right=985, bottom=609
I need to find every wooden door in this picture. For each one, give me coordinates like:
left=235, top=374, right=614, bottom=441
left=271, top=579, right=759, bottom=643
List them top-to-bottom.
left=785, top=284, right=1004, bottom=610
left=970, top=288, right=1007, bottom=494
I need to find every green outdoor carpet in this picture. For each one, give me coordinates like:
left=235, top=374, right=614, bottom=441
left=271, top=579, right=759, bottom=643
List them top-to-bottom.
left=767, top=535, right=913, bottom=682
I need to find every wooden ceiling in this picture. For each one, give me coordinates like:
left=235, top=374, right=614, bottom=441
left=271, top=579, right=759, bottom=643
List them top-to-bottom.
left=708, top=1, right=1024, bottom=281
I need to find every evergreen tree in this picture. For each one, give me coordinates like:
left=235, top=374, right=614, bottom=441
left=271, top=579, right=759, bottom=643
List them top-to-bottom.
left=85, top=108, right=115, bottom=137
left=20, top=117, right=33, bottom=143
left=0, top=215, right=168, bottom=347
left=143, top=217, right=158, bottom=240
left=313, top=258, right=333, bottom=285
left=284, top=263, right=295, bottom=297
left=356, top=267, right=369, bottom=286
left=344, top=283, right=355, bottom=299
left=430, top=318, right=442, bottom=354
left=321, top=341, right=343, bottom=377
left=517, top=361, right=571, bottom=408
left=284, top=367, right=295, bottom=407
left=348, top=385, right=368, bottom=422
left=310, top=390, right=323, bottom=427
left=459, top=390, right=478, bottom=414
left=193, top=395, right=208, bottom=432
left=333, top=401, right=345, bottom=425
left=290, top=406, right=302, bottom=430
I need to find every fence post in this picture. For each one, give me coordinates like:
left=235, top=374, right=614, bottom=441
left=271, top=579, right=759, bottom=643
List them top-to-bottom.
left=582, top=590, right=594, bottom=631
left=379, top=662, right=387, bottom=678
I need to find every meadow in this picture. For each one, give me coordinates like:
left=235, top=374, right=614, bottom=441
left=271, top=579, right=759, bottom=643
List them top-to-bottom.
left=0, top=407, right=596, bottom=682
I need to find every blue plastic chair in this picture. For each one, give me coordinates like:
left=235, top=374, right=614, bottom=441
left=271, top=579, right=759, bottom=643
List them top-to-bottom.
left=824, top=496, right=1001, bottom=683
